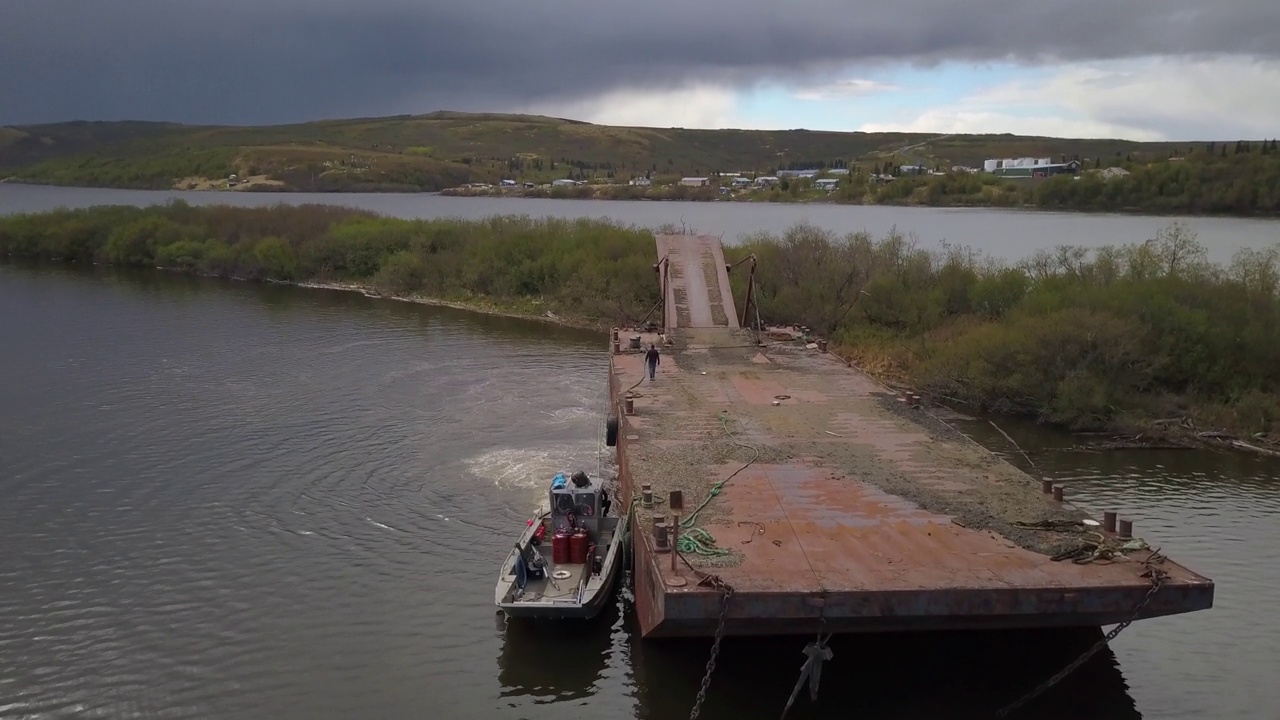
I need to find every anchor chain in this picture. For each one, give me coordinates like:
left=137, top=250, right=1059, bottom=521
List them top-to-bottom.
left=994, top=551, right=1169, bottom=718
left=689, top=576, right=733, bottom=720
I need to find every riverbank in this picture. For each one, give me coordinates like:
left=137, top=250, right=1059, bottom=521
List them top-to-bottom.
left=439, top=149, right=1280, bottom=218
left=7, top=175, right=1280, bottom=219
left=441, top=183, right=1280, bottom=220
left=0, top=202, right=663, bottom=326
left=3, top=202, right=1277, bottom=453
left=721, top=222, right=1280, bottom=454
left=279, top=274, right=1280, bottom=457
left=290, top=279, right=605, bottom=331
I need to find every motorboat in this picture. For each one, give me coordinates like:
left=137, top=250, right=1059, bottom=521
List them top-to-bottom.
left=495, top=470, right=628, bottom=619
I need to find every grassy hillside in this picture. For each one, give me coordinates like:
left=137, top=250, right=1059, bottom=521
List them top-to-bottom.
left=0, top=111, right=1211, bottom=193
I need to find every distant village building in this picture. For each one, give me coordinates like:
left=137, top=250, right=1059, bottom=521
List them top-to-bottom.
left=984, top=157, right=1051, bottom=172
left=989, top=159, right=1081, bottom=178
left=899, top=165, right=928, bottom=174
left=1097, top=166, right=1132, bottom=181
left=827, top=168, right=850, bottom=175
left=777, top=169, right=820, bottom=179
left=753, top=176, right=780, bottom=187
left=629, top=177, right=652, bottom=187
left=679, top=177, right=710, bottom=187
left=731, top=177, right=752, bottom=188
left=551, top=178, right=580, bottom=187
left=814, top=178, right=840, bottom=191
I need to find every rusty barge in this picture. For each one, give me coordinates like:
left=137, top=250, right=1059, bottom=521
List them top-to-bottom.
left=606, top=233, right=1214, bottom=639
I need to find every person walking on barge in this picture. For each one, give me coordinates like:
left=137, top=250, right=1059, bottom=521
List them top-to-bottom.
left=645, top=343, right=660, bottom=381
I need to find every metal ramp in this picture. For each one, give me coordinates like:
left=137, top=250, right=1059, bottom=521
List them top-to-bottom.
left=655, top=235, right=739, bottom=330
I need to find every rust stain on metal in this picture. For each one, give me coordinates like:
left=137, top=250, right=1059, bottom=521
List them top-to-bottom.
left=613, top=235, right=1214, bottom=638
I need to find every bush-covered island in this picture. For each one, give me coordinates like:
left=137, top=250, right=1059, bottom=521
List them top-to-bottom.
left=2, top=202, right=1276, bottom=449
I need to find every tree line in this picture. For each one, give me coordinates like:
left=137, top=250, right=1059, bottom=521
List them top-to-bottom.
left=0, top=202, right=660, bottom=323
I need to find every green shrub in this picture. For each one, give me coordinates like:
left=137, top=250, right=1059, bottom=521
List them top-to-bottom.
left=373, top=250, right=428, bottom=295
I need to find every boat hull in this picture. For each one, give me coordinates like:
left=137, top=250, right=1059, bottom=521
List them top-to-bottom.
left=495, top=508, right=629, bottom=621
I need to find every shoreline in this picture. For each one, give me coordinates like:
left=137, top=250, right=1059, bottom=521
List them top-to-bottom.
left=4, top=180, right=1279, bottom=220
left=438, top=187, right=1280, bottom=220
left=5, top=194, right=1274, bottom=457
left=16, top=258, right=1277, bottom=459
left=289, top=277, right=1280, bottom=459
left=288, top=279, right=607, bottom=332
left=827, top=339, right=1280, bottom=459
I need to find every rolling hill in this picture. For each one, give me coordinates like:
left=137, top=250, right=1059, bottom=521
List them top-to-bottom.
left=0, top=111, right=1204, bottom=193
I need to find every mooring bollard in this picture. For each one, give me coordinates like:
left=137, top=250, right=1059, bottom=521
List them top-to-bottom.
left=817, top=339, right=828, bottom=352
left=624, top=397, right=635, bottom=414
left=1041, top=479, right=1054, bottom=494
left=641, top=483, right=654, bottom=508
left=1052, top=485, right=1064, bottom=502
left=669, top=491, right=684, bottom=572
left=1103, top=511, right=1117, bottom=533
left=655, top=517, right=675, bottom=550
left=1117, top=519, right=1133, bottom=539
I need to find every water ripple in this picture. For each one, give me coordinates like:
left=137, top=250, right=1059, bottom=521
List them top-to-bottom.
left=3, top=265, right=1277, bottom=720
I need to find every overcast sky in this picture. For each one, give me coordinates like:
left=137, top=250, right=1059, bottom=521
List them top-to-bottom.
left=4, top=0, right=1280, bottom=139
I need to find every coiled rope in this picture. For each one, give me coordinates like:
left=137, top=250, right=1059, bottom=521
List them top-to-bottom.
left=677, top=412, right=760, bottom=556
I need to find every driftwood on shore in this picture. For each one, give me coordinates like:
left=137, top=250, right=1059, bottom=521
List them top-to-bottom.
left=1053, top=424, right=1280, bottom=458
left=1197, top=431, right=1280, bottom=458
left=1057, top=439, right=1193, bottom=453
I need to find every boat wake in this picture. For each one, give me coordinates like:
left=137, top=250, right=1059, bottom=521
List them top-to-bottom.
left=465, top=443, right=602, bottom=491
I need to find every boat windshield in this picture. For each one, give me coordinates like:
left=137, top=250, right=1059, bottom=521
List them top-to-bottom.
left=574, top=492, right=597, bottom=516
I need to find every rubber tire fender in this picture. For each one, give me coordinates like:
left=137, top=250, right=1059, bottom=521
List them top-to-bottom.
left=605, top=416, right=619, bottom=447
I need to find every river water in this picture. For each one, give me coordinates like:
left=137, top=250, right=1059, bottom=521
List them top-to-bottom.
left=1, top=184, right=1278, bottom=263
left=2, top=263, right=1277, bottom=720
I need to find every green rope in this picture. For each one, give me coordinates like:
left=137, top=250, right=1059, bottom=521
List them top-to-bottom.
left=675, top=413, right=761, bottom=557
left=678, top=527, right=729, bottom=556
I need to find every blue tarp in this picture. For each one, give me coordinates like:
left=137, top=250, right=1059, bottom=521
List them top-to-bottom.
left=551, top=472, right=567, bottom=490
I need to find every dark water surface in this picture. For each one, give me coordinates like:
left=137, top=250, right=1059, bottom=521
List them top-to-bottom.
left=2, top=183, right=1278, bottom=264
left=2, top=264, right=1277, bottom=719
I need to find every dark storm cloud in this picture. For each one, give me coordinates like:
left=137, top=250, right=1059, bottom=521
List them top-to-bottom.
left=3, top=0, right=1278, bottom=124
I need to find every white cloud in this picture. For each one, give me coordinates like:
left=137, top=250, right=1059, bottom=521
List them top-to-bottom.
left=859, top=55, right=1280, bottom=139
left=518, top=56, right=1280, bottom=139
left=976, top=56, right=1280, bottom=139
left=793, top=78, right=899, bottom=101
left=522, top=85, right=737, bottom=129
left=859, top=109, right=1162, bottom=140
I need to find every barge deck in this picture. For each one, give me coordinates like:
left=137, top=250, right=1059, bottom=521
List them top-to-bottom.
left=610, top=234, right=1214, bottom=638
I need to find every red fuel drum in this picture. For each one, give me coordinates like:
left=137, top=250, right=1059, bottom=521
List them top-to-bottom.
left=569, top=530, right=589, bottom=564
left=552, top=531, right=570, bottom=564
